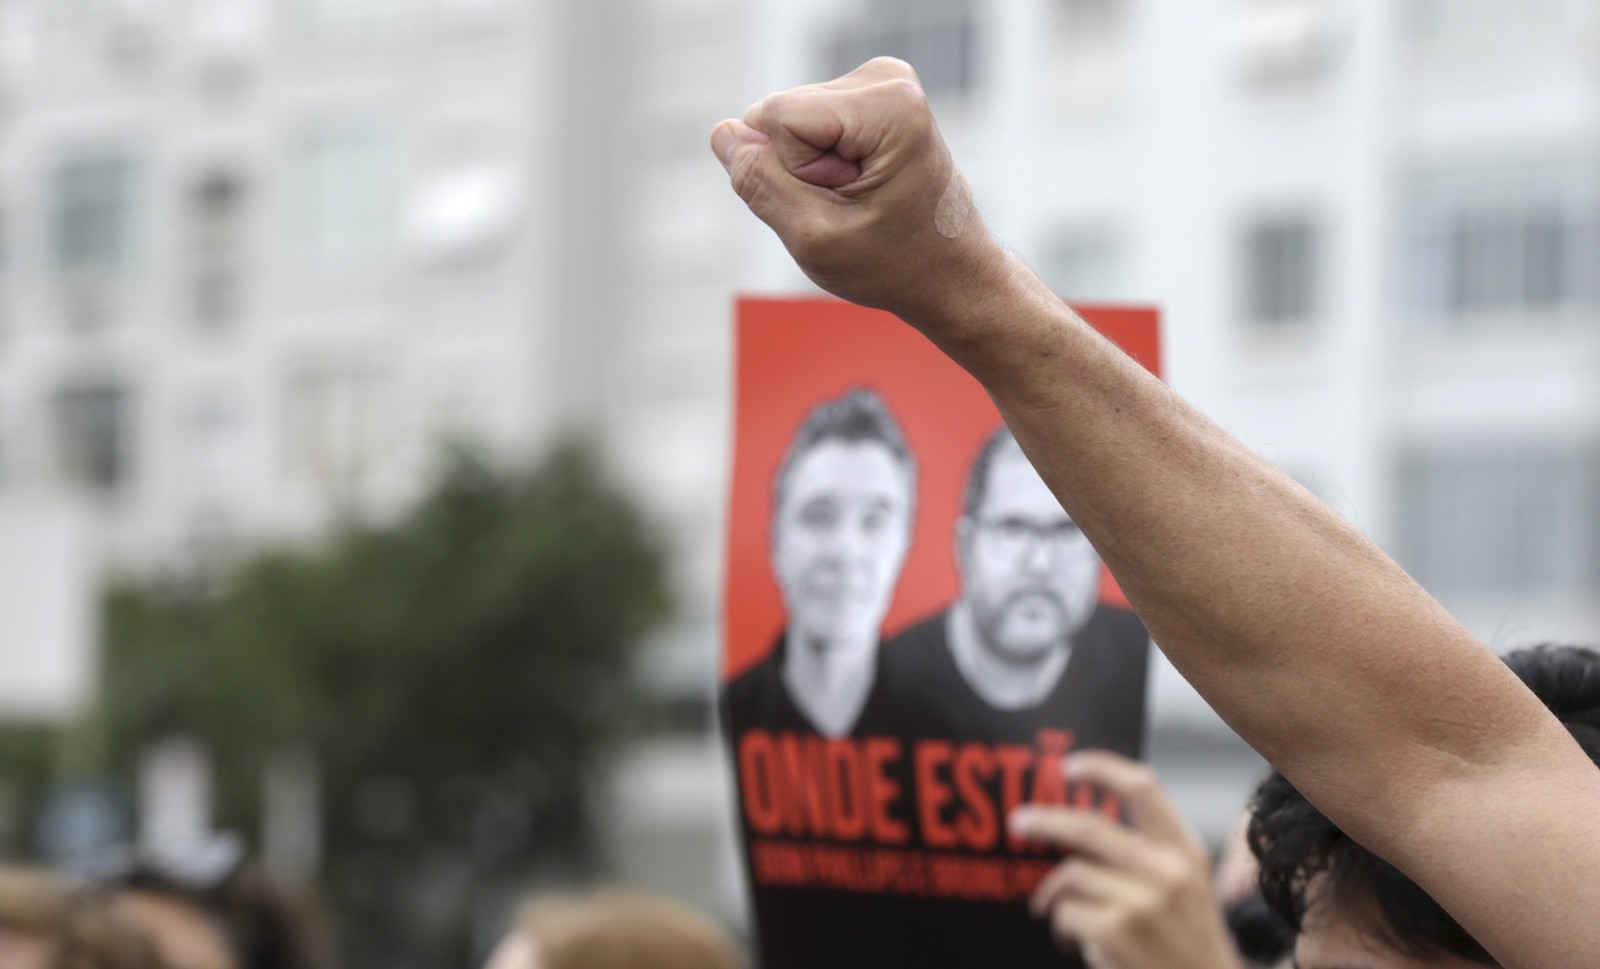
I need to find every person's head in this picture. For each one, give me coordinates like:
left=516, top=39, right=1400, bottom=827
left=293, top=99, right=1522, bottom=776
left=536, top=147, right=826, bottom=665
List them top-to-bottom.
left=770, top=388, right=916, bottom=648
left=956, top=426, right=1099, bottom=663
left=1248, top=644, right=1600, bottom=969
left=1213, top=812, right=1295, bottom=968
left=102, top=851, right=331, bottom=969
left=0, top=867, right=76, bottom=969
left=109, top=885, right=236, bottom=969
left=482, top=891, right=743, bottom=969
left=53, top=895, right=169, bottom=969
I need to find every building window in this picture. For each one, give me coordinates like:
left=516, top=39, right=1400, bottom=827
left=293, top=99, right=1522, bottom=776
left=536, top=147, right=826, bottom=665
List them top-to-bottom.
left=297, top=0, right=392, bottom=40
left=428, top=0, right=510, bottom=34
left=825, top=0, right=978, bottom=101
left=1053, top=0, right=1127, bottom=107
left=1060, top=0, right=1122, bottom=48
left=1231, top=0, right=1346, bottom=87
left=1403, top=0, right=1566, bottom=47
left=296, top=125, right=394, bottom=267
left=54, top=154, right=135, bottom=274
left=1406, top=162, right=1599, bottom=330
left=191, top=173, right=247, bottom=326
left=1443, top=208, right=1572, bottom=317
left=1244, top=215, right=1319, bottom=329
left=1038, top=228, right=1123, bottom=302
left=280, top=364, right=390, bottom=493
left=55, top=380, right=132, bottom=493
left=183, top=390, right=244, bottom=497
left=1398, top=444, right=1600, bottom=599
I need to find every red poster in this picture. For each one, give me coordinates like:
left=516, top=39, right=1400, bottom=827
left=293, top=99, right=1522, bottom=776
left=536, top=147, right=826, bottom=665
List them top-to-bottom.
left=722, top=297, right=1161, bottom=969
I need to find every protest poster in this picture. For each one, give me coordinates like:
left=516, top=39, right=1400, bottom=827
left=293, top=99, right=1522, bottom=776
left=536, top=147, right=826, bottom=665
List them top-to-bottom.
left=722, top=296, right=1162, bottom=968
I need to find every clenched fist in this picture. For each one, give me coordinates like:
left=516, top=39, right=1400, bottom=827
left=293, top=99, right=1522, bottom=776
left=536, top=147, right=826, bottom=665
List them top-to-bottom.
left=711, top=58, right=1011, bottom=328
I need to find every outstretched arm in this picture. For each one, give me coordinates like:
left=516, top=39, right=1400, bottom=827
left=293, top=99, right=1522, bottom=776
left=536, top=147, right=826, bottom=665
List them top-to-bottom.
left=711, top=58, right=1600, bottom=969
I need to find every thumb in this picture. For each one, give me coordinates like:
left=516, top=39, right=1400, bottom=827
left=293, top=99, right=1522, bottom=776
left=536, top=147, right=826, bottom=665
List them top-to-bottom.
left=710, top=118, right=769, bottom=171
left=710, top=119, right=814, bottom=231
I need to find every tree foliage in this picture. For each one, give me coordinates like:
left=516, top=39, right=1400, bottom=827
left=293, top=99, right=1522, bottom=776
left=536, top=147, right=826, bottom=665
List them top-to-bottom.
left=95, top=439, right=670, bottom=968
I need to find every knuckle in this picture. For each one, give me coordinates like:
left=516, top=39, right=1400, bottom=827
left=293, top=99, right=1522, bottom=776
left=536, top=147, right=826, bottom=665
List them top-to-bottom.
left=860, top=55, right=916, bottom=80
left=880, top=76, right=929, bottom=113
left=754, top=90, right=794, bottom=125
left=742, top=98, right=767, bottom=127
left=786, top=214, right=833, bottom=262
left=1125, top=762, right=1158, bottom=793
left=1151, top=853, right=1186, bottom=888
left=1047, top=860, right=1082, bottom=894
left=1112, top=897, right=1157, bottom=936
left=1049, top=902, right=1079, bottom=941
left=1102, top=907, right=1136, bottom=939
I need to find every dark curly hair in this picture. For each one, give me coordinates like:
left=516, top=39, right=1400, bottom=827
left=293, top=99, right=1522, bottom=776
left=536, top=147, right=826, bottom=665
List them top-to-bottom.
left=1247, top=644, right=1600, bottom=963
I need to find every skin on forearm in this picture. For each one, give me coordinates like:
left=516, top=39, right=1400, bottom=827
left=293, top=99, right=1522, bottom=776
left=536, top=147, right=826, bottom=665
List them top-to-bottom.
left=901, top=249, right=1525, bottom=778
left=896, top=250, right=1600, bottom=969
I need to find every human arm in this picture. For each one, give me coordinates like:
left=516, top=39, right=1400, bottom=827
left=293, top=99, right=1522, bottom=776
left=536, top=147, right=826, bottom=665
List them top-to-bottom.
left=711, top=58, right=1600, bottom=968
left=1010, top=752, right=1241, bottom=969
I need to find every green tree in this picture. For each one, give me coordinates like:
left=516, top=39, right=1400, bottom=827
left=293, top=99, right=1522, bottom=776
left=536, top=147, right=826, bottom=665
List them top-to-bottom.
left=96, top=439, right=670, bottom=969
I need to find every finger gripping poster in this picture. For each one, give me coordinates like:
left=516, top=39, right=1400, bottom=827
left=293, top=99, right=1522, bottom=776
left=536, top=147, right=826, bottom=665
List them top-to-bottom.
left=723, top=297, right=1161, bottom=969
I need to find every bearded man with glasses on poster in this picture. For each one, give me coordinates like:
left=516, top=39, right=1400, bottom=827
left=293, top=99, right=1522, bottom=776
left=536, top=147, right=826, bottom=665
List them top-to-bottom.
left=884, top=424, right=1149, bottom=754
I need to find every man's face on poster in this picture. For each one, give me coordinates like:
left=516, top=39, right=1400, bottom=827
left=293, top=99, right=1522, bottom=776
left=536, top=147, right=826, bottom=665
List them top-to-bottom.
left=772, top=439, right=914, bottom=648
left=960, top=446, right=1100, bottom=663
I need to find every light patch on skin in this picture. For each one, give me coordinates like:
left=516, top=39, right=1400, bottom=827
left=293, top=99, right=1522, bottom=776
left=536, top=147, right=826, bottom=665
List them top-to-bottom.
left=934, top=168, right=974, bottom=239
left=113, top=891, right=238, bottom=969
left=0, top=931, right=53, bottom=969
left=482, top=932, right=541, bottom=969
left=1081, top=941, right=1130, bottom=969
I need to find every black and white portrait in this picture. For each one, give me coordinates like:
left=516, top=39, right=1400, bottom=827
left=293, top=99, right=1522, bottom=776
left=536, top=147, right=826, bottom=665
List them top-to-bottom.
left=724, top=387, right=917, bottom=741
left=883, top=425, right=1148, bottom=751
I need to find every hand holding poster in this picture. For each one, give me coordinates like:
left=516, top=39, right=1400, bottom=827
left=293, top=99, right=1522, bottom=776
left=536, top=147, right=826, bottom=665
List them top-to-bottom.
left=723, top=297, right=1161, bottom=968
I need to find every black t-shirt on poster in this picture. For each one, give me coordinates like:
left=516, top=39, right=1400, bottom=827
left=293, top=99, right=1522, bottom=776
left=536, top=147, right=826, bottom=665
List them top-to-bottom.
left=868, top=603, right=1151, bottom=969
left=881, top=604, right=1149, bottom=753
left=723, top=606, right=1150, bottom=969
left=723, top=633, right=923, bottom=969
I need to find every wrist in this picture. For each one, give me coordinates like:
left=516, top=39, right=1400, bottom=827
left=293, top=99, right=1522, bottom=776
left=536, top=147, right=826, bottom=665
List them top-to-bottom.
left=897, top=247, right=1075, bottom=383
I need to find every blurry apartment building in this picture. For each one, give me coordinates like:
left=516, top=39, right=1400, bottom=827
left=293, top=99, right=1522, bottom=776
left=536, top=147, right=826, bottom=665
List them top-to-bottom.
left=0, top=0, right=742, bottom=917
left=0, top=0, right=626, bottom=585
left=0, top=0, right=770, bottom=928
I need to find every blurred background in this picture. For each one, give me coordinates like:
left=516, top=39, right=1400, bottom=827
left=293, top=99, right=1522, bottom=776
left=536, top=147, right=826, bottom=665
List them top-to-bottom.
left=3, top=0, right=1600, bottom=966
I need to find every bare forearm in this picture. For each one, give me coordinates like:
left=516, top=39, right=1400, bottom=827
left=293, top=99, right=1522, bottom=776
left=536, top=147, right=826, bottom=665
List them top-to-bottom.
left=908, top=252, right=1545, bottom=815
left=907, top=253, right=1600, bottom=969
left=911, top=259, right=1600, bottom=969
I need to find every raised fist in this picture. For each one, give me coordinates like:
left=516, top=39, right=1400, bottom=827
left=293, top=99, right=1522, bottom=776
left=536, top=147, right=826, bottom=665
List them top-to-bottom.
left=711, top=58, right=1007, bottom=323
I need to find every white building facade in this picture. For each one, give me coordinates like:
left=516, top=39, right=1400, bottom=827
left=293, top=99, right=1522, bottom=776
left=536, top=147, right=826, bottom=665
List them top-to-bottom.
left=0, top=0, right=568, bottom=587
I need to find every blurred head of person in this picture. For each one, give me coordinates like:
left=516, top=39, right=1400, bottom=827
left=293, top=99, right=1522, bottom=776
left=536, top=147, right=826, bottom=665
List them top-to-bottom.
left=770, top=388, right=916, bottom=653
left=957, top=427, right=1099, bottom=665
left=1248, top=644, right=1600, bottom=969
left=1212, top=812, right=1295, bottom=968
left=98, top=840, right=331, bottom=969
left=0, top=866, right=76, bottom=969
left=482, top=891, right=743, bottom=969
left=53, top=895, right=168, bottom=969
